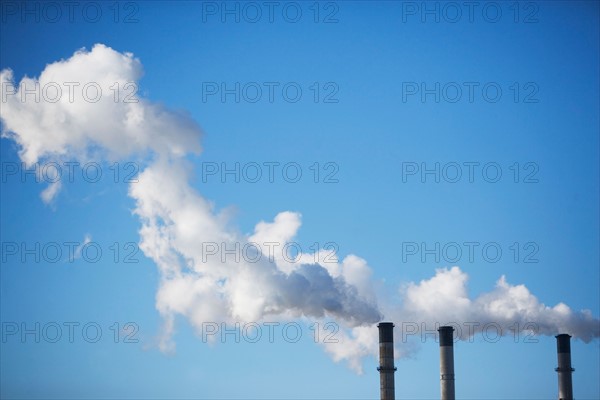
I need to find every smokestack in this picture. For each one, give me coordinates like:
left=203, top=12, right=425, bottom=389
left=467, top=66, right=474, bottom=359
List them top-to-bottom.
left=377, top=322, right=396, bottom=400
left=438, top=326, right=455, bottom=400
left=555, top=334, right=574, bottom=400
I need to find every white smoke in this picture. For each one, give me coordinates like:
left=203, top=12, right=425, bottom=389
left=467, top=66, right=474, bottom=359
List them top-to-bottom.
left=1, top=44, right=598, bottom=373
left=395, top=266, right=599, bottom=342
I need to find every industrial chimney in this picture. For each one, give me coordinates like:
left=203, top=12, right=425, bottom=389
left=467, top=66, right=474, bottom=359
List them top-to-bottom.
left=377, top=322, right=396, bottom=400
left=438, top=326, right=455, bottom=400
left=555, top=334, right=574, bottom=400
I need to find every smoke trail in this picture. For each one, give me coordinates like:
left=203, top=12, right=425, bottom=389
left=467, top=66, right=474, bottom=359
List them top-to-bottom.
left=1, top=44, right=597, bottom=373
left=395, top=267, right=599, bottom=341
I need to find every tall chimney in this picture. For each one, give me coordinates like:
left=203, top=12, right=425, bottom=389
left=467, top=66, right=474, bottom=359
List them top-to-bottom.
left=377, top=322, right=396, bottom=400
left=438, top=326, right=455, bottom=400
left=555, top=334, right=574, bottom=400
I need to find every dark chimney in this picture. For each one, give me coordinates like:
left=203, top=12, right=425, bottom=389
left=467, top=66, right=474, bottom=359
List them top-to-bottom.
left=377, top=322, right=396, bottom=400
left=438, top=326, right=455, bottom=400
left=555, top=334, right=574, bottom=400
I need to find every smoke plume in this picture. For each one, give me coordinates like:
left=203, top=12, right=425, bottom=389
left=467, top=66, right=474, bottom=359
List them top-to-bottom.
left=1, top=44, right=597, bottom=373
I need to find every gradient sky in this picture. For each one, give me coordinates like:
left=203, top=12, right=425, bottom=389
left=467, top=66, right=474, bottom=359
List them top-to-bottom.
left=1, top=1, right=599, bottom=399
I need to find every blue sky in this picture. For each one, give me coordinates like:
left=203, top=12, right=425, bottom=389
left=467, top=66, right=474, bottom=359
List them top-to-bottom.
left=1, top=1, right=599, bottom=399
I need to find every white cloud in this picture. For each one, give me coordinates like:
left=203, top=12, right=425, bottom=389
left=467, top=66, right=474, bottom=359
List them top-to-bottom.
left=0, top=44, right=201, bottom=167
left=40, top=180, right=62, bottom=203
left=70, top=234, right=93, bottom=261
